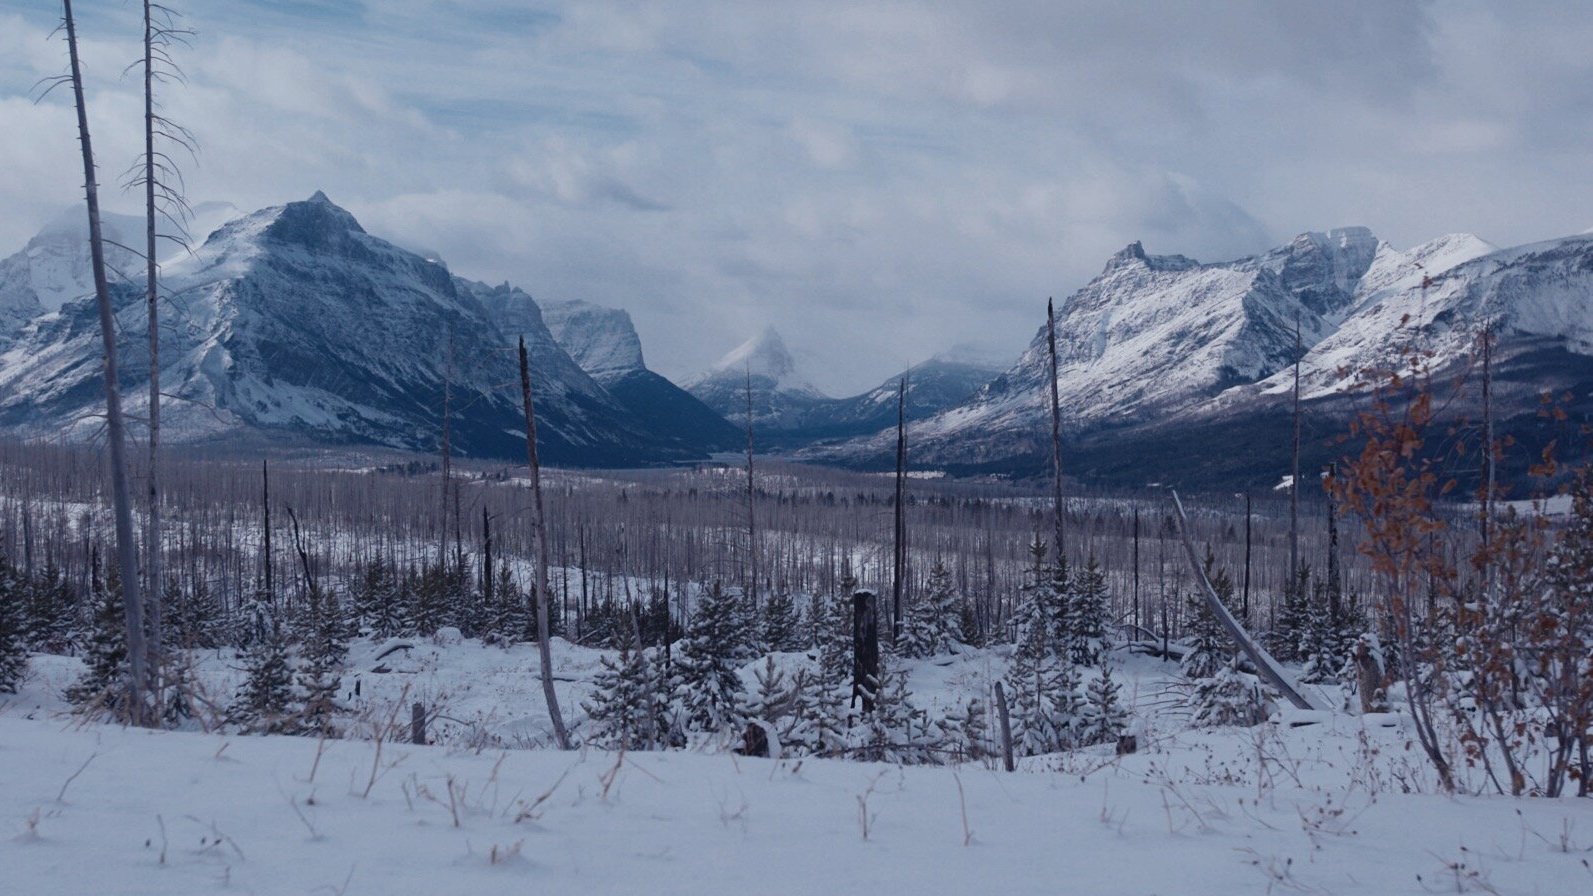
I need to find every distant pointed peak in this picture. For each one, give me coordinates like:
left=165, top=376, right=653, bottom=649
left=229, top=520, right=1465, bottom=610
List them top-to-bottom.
left=263, top=192, right=366, bottom=246
left=1106, top=241, right=1148, bottom=270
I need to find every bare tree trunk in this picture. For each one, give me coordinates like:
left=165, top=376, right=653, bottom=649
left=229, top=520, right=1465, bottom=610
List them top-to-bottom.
left=63, top=0, right=149, bottom=726
left=141, top=0, right=164, bottom=708
left=1046, top=298, right=1065, bottom=560
left=1289, top=318, right=1302, bottom=578
left=440, top=323, right=453, bottom=565
left=1479, top=325, right=1495, bottom=584
left=518, top=336, right=570, bottom=750
left=744, top=368, right=757, bottom=606
left=892, top=373, right=907, bottom=643
left=262, top=460, right=272, bottom=598
left=1170, top=491, right=1320, bottom=711
left=1242, top=493, right=1252, bottom=623
left=993, top=681, right=1014, bottom=772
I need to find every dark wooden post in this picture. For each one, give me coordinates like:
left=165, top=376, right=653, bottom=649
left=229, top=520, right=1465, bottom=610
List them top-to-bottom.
left=852, top=590, right=880, bottom=714
left=411, top=702, right=426, bottom=745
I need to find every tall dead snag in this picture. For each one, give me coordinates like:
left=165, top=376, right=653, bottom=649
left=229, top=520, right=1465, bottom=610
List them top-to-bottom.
left=61, top=0, right=150, bottom=725
left=134, top=0, right=194, bottom=710
left=1046, top=298, right=1066, bottom=560
left=1289, top=316, right=1302, bottom=579
left=518, top=336, right=571, bottom=749
left=744, top=368, right=757, bottom=607
left=891, top=372, right=907, bottom=642
left=1170, top=491, right=1320, bottom=711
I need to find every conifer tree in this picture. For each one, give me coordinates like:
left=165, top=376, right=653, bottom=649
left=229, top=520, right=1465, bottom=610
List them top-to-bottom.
left=1181, top=548, right=1232, bottom=681
left=1068, top=554, right=1110, bottom=666
left=0, top=557, right=28, bottom=693
left=66, top=559, right=127, bottom=713
left=355, top=559, right=405, bottom=638
left=901, top=561, right=963, bottom=658
left=24, top=562, right=76, bottom=654
left=1269, top=565, right=1312, bottom=663
left=673, top=582, right=746, bottom=734
left=296, top=586, right=347, bottom=737
left=761, top=590, right=804, bottom=653
left=228, top=611, right=293, bottom=734
left=584, top=625, right=661, bottom=750
left=740, top=655, right=807, bottom=753
left=1190, top=660, right=1265, bottom=728
left=855, top=663, right=936, bottom=764
left=1080, top=665, right=1129, bottom=747
left=935, top=697, right=990, bottom=764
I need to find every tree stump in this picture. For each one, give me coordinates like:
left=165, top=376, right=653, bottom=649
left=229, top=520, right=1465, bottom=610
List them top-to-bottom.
left=852, top=590, right=880, bottom=715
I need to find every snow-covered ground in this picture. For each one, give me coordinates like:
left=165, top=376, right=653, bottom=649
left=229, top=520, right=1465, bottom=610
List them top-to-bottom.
left=5, top=642, right=1593, bottom=895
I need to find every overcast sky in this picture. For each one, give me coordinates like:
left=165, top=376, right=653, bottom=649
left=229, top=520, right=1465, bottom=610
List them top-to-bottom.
left=4, top=1, right=1591, bottom=394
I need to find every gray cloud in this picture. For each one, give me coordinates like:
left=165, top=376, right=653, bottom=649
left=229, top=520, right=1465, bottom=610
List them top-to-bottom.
left=2, top=1, right=1589, bottom=395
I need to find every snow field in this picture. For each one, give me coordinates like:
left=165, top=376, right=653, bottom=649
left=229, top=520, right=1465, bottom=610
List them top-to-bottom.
left=5, top=640, right=1593, bottom=895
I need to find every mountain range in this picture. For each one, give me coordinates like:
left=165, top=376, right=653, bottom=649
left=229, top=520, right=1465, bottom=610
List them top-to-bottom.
left=2, top=194, right=1589, bottom=486
left=808, top=227, right=1593, bottom=487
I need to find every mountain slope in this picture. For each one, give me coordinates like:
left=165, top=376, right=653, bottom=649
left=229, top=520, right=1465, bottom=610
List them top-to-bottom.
left=0, top=194, right=670, bottom=466
left=0, top=209, right=144, bottom=346
left=808, top=226, right=1593, bottom=487
left=540, top=298, right=740, bottom=452
left=684, top=328, right=830, bottom=431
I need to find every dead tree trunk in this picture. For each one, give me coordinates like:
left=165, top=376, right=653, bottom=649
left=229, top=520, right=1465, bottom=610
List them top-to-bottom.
left=63, top=0, right=150, bottom=725
left=1046, top=298, right=1066, bottom=560
left=1289, top=318, right=1302, bottom=578
left=518, top=336, right=571, bottom=750
left=744, top=368, right=757, bottom=606
left=891, top=374, right=907, bottom=643
left=1170, top=491, right=1320, bottom=711
left=851, top=590, right=880, bottom=715
left=993, top=680, right=1015, bottom=772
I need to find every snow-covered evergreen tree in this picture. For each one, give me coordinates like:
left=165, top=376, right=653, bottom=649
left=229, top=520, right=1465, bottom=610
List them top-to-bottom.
left=1180, top=548, right=1231, bottom=681
left=1068, top=555, right=1111, bottom=666
left=0, top=556, right=28, bottom=693
left=65, top=559, right=126, bottom=713
left=901, top=561, right=963, bottom=658
left=23, top=562, right=76, bottom=654
left=1269, top=565, right=1311, bottom=663
left=673, top=582, right=746, bottom=734
left=295, top=586, right=347, bottom=737
left=761, top=591, right=805, bottom=653
left=228, top=613, right=294, bottom=734
left=584, top=627, right=662, bottom=750
left=740, top=655, right=812, bottom=755
left=1190, top=660, right=1266, bottom=728
left=854, top=663, right=937, bottom=764
left=1079, top=665, right=1129, bottom=747
left=936, top=697, right=990, bottom=764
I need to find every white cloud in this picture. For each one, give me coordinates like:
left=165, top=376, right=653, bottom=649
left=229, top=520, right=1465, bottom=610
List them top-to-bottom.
left=3, top=1, right=1591, bottom=395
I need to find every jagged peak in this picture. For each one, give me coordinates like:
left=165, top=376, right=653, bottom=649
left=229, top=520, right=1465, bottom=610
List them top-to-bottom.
left=261, top=192, right=367, bottom=248
left=1102, top=241, right=1200, bottom=275
left=542, top=298, right=646, bottom=376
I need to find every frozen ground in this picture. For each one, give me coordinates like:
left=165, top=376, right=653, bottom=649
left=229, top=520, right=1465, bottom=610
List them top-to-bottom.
left=4, top=642, right=1593, bottom=895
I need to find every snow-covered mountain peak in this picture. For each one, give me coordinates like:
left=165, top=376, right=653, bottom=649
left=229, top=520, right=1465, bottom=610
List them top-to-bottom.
left=260, top=192, right=368, bottom=249
left=1244, top=226, right=1379, bottom=321
left=1101, top=241, right=1199, bottom=277
left=541, top=299, right=646, bottom=379
left=706, top=327, right=824, bottom=395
